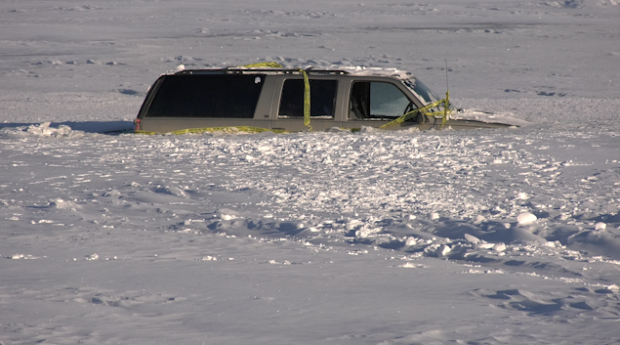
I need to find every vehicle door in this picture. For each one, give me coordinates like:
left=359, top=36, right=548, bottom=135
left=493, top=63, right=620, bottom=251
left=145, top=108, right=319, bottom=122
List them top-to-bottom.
left=271, top=76, right=341, bottom=132
left=343, top=79, right=429, bottom=130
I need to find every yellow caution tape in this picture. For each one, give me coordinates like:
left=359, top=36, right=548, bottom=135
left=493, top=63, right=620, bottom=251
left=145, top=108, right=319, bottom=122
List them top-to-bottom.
left=240, top=62, right=283, bottom=68
left=299, top=69, right=312, bottom=131
left=379, top=90, right=452, bottom=129
left=434, top=90, right=450, bottom=128
left=443, top=90, right=450, bottom=127
left=379, top=99, right=444, bottom=129
left=135, top=126, right=289, bottom=135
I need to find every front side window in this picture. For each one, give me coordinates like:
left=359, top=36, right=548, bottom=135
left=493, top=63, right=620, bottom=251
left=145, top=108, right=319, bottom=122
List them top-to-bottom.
left=278, top=79, right=337, bottom=118
left=349, top=81, right=417, bottom=120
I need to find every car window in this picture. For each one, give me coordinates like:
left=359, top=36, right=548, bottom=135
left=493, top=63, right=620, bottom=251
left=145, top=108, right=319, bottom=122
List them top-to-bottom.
left=145, top=74, right=264, bottom=118
left=403, top=78, right=442, bottom=105
left=278, top=79, right=337, bottom=118
left=349, top=81, right=417, bottom=120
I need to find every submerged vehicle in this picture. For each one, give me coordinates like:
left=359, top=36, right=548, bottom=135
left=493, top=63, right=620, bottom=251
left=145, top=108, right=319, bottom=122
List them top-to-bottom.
left=134, top=64, right=529, bottom=134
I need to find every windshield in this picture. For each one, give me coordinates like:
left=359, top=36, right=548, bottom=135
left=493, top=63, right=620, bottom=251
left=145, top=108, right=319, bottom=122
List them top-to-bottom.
left=403, top=78, right=443, bottom=105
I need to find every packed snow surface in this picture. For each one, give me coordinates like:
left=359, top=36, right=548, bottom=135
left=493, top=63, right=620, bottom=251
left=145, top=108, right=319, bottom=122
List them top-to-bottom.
left=1, top=1, right=620, bottom=344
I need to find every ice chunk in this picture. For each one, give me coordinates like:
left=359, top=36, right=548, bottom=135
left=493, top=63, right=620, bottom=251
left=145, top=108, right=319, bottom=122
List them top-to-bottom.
left=517, top=212, right=537, bottom=225
left=464, top=233, right=481, bottom=244
left=493, top=242, right=507, bottom=252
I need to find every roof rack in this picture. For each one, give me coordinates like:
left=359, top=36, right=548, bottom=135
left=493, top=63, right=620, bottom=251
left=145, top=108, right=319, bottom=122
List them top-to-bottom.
left=172, top=66, right=413, bottom=79
left=175, top=68, right=350, bottom=76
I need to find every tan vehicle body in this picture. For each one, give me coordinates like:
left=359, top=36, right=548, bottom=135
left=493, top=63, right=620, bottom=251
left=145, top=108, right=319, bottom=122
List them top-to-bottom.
left=135, top=67, right=524, bottom=133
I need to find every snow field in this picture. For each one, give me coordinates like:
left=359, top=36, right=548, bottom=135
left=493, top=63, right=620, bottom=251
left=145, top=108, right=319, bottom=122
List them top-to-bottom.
left=1, top=0, right=620, bottom=344
left=2, top=123, right=619, bottom=270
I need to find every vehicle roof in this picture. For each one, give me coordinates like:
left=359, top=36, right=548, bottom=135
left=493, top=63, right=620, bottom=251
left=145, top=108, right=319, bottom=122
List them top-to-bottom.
left=169, top=65, right=414, bottom=80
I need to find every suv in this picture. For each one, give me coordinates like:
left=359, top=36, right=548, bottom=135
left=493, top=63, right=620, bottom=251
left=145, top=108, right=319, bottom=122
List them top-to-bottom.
left=134, top=65, right=529, bottom=133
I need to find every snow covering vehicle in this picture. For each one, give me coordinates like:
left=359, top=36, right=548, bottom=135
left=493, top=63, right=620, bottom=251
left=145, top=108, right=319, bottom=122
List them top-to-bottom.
left=134, top=64, right=529, bottom=134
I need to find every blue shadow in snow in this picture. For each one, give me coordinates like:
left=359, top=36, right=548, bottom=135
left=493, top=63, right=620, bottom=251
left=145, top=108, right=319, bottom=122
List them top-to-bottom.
left=0, top=121, right=134, bottom=134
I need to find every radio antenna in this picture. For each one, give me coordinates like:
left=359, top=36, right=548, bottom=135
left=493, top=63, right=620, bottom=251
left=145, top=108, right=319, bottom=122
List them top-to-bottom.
left=444, top=57, right=449, bottom=92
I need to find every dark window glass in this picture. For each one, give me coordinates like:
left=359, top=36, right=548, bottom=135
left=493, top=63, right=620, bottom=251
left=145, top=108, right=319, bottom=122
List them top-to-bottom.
left=145, top=74, right=264, bottom=118
left=278, top=79, right=337, bottom=118
left=349, top=81, right=418, bottom=121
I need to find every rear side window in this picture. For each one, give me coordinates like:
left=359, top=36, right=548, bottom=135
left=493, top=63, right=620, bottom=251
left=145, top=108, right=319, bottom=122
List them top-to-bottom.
left=144, top=74, right=264, bottom=118
left=278, top=79, right=337, bottom=118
